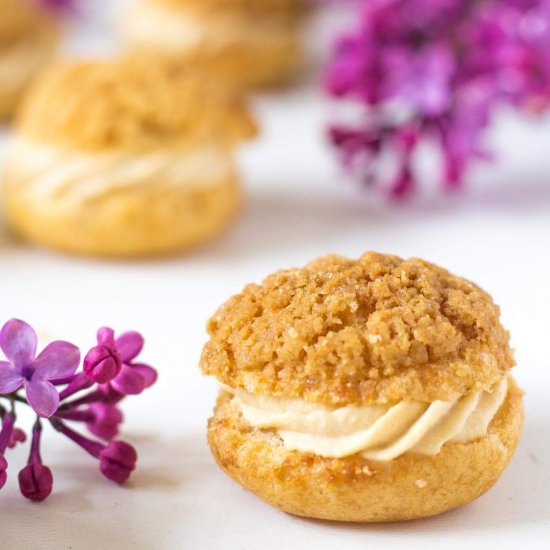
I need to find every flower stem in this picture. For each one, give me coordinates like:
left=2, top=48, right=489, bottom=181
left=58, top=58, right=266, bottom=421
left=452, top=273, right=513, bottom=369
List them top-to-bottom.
left=58, top=373, right=94, bottom=401
left=51, top=374, right=78, bottom=386
left=60, top=389, right=102, bottom=409
left=0, top=393, right=27, bottom=405
left=55, top=408, right=93, bottom=423
left=0, top=412, right=16, bottom=454
left=49, top=418, right=104, bottom=458
left=29, top=419, right=43, bottom=464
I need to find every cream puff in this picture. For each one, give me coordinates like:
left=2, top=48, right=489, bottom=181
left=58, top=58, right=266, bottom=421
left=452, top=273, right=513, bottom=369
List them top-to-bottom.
left=0, top=0, right=60, bottom=120
left=123, top=0, right=308, bottom=89
left=2, top=58, right=256, bottom=257
left=201, top=252, right=524, bottom=522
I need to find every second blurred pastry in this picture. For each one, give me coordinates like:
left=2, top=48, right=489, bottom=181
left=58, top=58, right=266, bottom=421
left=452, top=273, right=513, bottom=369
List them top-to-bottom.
left=123, top=0, right=308, bottom=89
left=2, top=58, right=256, bottom=257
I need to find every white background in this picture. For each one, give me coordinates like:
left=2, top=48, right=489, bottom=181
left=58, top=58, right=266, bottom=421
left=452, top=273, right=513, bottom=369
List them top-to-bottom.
left=0, top=2, right=549, bottom=548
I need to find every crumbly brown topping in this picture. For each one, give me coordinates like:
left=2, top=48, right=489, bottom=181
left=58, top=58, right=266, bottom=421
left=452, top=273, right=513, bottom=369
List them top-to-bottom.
left=16, top=58, right=257, bottom=152
left=201, top=252, right=515, bottom=406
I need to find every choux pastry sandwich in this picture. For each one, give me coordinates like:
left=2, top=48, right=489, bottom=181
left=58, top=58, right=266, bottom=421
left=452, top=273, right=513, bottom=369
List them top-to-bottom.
left=0, top=0, right=60, bottom=120
left=123, top=0, right=308, bottom=89
left=2, top=58, right=256, bottom=257
left=201, top=252, right=524, bottom=522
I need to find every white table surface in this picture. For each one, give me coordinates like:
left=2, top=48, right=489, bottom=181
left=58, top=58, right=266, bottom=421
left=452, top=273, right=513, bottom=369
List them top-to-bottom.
left=1, top=3, right=549, bottom=549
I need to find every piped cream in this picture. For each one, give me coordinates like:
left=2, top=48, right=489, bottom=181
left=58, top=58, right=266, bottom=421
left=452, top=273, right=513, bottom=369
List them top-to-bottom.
left=226, top=377, right=509, bottom=461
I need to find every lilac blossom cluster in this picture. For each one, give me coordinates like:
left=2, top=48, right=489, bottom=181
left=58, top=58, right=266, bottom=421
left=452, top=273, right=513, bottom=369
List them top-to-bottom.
left=326, top=0, right=550, bottom=196
left=0, top=320, right=156, bottom=501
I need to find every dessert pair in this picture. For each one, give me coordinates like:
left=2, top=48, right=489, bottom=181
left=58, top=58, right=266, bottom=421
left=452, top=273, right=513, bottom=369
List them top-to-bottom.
left=2, top=0, right=310, bottom=257
left=2, top=0, right=310, bottom=258
left=202, top=252, right=524, bottom=522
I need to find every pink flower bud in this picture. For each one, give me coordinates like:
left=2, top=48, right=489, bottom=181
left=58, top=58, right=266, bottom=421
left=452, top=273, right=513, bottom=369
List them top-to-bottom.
left=84, top=345, right=122, bottom=384
left=97, top=384, right=125, bottom=405
left=87, top=403, right=123, bottom=441
left=8, top=428, right=27, bottom=449
left=99, top=441, right=137, bottom=484
left=0, top=454, right=7, bottom=490
left=18, top=462, right=53, bottom=501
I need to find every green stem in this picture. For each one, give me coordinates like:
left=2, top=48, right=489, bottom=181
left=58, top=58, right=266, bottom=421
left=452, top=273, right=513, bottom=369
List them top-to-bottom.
left=0, top=392, right=28, bottom=406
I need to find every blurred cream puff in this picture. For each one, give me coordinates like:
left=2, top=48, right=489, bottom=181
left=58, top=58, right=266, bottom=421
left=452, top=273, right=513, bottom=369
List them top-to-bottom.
left=0, top=0, right=60, bottom=120
left=123, top=0, right=309, bottom=89
left=2, top=58, right=256, bottom=257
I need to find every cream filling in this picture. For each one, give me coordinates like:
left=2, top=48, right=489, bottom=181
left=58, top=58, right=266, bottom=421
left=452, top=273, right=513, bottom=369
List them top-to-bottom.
left=124, top=2, right=294, bottom=54
left=5, top=139, right=233, bottom=206
left=226, top=377, right=509, bottom=460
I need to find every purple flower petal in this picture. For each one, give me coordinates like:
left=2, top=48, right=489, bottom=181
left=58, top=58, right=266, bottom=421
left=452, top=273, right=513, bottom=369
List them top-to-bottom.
left=0, top=319, right=37, bottom=367
left=97, top=327, right=115, bottom=346
left=115, top=332, right=144, bottom=362
left=34, top=341, right=80, bottom=380
left=0, top=361, right=24, bottom=393
left=129, top=363, right=157, bottom=389
left=111, top=365, right=146, bottom=395
left=25, top=379, right=60, bottom=418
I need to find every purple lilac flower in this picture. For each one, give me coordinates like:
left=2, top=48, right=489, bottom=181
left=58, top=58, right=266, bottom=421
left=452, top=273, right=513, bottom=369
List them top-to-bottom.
left=326, top=0, right=550, bottom=195
left=0, top=320, right=80, bottom=417
left=0, top=320, right=156, bottom=501
left=86, top=328, right=157, bottom=395
left=18, top=422, right=53, bottom=502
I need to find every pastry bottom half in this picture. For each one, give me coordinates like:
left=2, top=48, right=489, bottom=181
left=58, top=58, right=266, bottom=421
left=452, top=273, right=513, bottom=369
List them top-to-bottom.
left=2, top=174, right=242, bottom=258
left=207, top=378, right=524, bottom=522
